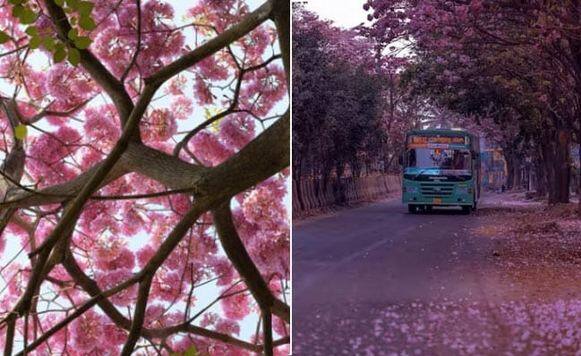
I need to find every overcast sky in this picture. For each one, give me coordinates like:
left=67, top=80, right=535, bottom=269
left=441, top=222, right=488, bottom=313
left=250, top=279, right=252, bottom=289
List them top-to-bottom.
left=299, top=0, right=369, bottom=28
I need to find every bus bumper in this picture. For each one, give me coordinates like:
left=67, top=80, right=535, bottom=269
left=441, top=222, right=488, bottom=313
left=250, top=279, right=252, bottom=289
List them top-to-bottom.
left=402, top=181, right=475, bottom=207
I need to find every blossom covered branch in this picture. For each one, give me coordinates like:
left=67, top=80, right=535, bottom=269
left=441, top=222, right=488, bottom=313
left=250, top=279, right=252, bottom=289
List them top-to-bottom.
left=0, top=0, right=290, bottom=354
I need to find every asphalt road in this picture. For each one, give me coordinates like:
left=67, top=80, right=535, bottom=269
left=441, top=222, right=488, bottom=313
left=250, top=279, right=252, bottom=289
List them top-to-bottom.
left=292, top=197, right=503, bottom=354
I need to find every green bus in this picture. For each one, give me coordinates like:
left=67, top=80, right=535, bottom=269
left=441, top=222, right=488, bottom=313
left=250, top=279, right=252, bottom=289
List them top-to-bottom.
left=401, top=129, right=481, bottom=214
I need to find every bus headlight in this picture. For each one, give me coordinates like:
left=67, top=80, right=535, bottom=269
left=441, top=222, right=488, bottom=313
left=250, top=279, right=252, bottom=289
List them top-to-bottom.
left=457, top=187, right=469, bottom=194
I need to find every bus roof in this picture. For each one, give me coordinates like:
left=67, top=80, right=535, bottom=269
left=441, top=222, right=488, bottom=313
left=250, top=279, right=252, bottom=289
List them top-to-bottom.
left=406, top=129, right=473, bottom=137
left=406, top=129, right=479, bottom=152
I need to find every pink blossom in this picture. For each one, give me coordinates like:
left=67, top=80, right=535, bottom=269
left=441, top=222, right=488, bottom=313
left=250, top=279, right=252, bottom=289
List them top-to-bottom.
left=141, top=108, right=177, bottom=142
left=189, top=130, right=234, bottom=166
left=70, top=310, right=105, bottom=352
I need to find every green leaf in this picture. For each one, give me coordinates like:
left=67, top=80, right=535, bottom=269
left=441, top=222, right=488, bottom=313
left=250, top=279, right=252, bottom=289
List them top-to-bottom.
left=8, top=0, right=24, bottom=5
left=54, top=0, right=65, bottom=6
left=66, top=0, right=80, bottom=10
left=78, top=1, right=94, bottom=16
left=12, top=5, right=24, bottom=18
left=19, top=8, right=38, bottom=24
left=79, top=15, right=96, bottom=30
left=25, top=26, right=38, bottom=36
left=67, top=28, right=78, bottom=40
left=0, top=31, right=11, bottom=44
left=28, top=35, right=41, bottom=49
left=43, top=36, right=56, bottom=51
left=73, top=36, right=91, bottom=49
left=53, top=45, right=67, bottom=63
left=68, top=47, right=80, bottom=66
left=14, top=124, right=27, bottom=140
left=168, top=346, right=198, bottom=356
left=184, top=346, right=198, bottom=356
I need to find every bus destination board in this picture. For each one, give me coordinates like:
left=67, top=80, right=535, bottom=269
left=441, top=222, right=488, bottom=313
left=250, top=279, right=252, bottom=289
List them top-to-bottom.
left=408, top=135, right=466, bottom=148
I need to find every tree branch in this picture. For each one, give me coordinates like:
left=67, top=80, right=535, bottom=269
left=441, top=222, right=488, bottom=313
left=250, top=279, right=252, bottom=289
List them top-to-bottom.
left=44, top=0, right=135, bottom=126
left=120, top=0, right=142, bottom=82
left=271, top=0, right=290, bottom=84
left=145, top=1, right=273, bottom=87
left=173, top=54, right=282, bottom=158
left=10, top=86, right=158, bottom=332
left=27, top=97, right=93, bottom=124
left=197, top=110, right=289, bottom=201
left=213, top=203, right=289, bottom=323
left=61, top=250, right=267, bottom=352
left=120, top=276, right=152, bottom=355
left=263, top=311, right=273, bottom=356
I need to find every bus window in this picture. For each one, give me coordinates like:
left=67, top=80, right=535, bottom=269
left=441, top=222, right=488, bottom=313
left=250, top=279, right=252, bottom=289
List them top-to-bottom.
left=407, top=148, right=471, bottom=170
left=453, top=151, right=471, bottom=170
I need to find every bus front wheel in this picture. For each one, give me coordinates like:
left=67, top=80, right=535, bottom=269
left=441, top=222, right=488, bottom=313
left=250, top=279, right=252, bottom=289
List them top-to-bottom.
left=408, top=205, right=417, bottom=214
left=461, top=206, right=471, bottom=214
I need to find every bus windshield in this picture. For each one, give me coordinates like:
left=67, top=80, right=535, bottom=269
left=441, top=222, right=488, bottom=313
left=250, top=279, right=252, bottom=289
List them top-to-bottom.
left=407, top=148, right=471, bottom=170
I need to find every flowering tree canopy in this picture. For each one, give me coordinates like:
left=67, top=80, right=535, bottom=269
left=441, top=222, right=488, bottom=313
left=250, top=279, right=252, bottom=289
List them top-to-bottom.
left=0, top=0, right=289, bottom=354
left=364, top=0, right=581, bottom=207
left=292, top=6, right=418, bottom=186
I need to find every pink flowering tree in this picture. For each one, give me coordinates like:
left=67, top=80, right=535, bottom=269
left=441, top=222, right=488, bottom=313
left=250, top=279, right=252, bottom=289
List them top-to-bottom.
left=0, top=0, right=289, bottom=354
left=364, top=0, right=581, bottom=208
left=292, top=6, right=417, bottom=187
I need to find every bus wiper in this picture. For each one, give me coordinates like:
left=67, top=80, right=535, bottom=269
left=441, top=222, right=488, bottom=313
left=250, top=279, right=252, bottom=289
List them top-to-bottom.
left=413, top=169, right=430, bottom=179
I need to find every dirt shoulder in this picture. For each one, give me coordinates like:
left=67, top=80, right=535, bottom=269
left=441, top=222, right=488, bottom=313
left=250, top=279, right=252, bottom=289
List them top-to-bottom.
left=474, top=192, right=581, bottom=300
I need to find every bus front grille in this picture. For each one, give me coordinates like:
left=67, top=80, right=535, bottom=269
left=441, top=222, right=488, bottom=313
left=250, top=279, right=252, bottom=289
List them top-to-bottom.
left=420, top=183, right=454, bottom=196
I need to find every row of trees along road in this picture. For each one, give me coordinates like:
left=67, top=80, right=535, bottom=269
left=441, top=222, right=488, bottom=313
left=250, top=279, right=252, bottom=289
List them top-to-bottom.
left=363, top=0, right=581, bottom=213
left=292, top=6, right=426, bottom=197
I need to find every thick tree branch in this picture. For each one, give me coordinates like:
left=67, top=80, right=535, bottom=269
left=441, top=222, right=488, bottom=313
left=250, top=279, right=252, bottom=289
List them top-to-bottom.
left=271, top=0, right=290, bottom=84
left=0, top=98, right=25, bottom=236
left=1, top=108, right=288, bottom=212
left=197, top=110, right=289, bottom=201
left=124, top=143, right=207, bottom=190
left=0, top=158, right=130, bottom=209
left=213, top=203, right=289, bottom=323
left=121, top=276, right=153, bottom=355
left=263, top=311, right=273, bottom=356
left=3, top=317, right=15, bottom=356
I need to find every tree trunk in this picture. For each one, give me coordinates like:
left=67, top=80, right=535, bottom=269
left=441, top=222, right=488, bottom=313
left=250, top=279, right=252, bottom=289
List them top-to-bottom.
left=565, top=5, right=581, bottom=211
left=554, top=129, right=571, bottom=203
left=543, top=139, right=559, bottom=204
left=578, top=142, right=581, bottom=215
left=505, top=153, right=515, bottom=190
left=513, top=156, right=522, bottom=189
left=293, top=157, right=305, bottom=211
left=534, top=161, right=547, bottom=198
left=335, top=162, right=346, bottom=204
